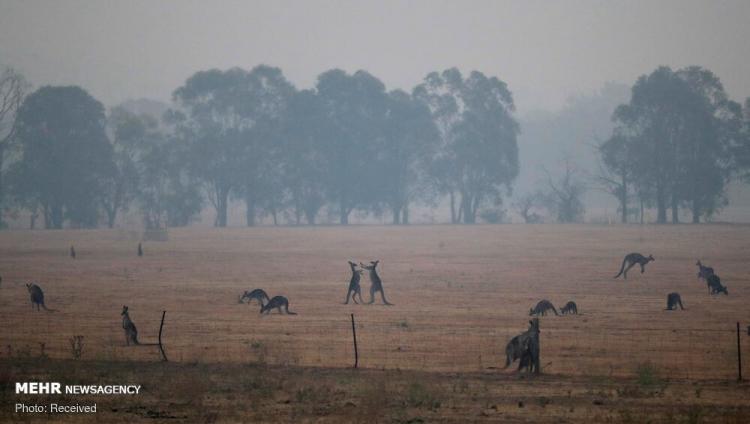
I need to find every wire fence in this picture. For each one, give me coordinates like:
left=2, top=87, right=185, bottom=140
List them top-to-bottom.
left=2, top=311, right=746, bottom=381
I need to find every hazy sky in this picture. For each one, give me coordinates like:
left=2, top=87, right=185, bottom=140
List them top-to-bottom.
left=1, top=0, right=749, bottom=114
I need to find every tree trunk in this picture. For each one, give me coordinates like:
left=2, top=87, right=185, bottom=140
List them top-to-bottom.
left=620, top=174, right=627, bottom=224
left=215, top=185, right=229, bottom=228
left=656, top=185, right=667, bottom=224
left=449, top=191, right=457, bottom=224
left=244, top=192, right=255, bottom=227
left=461, top=193, right=475, bottom=224
left=671, top=195, right=679, bottom=224
left=640, top=197, right=644, bottom=225
left=691, top=199, right=700, bottom=224
left=339, top=202, right=350, bottom=225
left=50, top=203, right=64, bottom=229
left=391, top=204, right=401, bottom=225
left=402, top=204, right=409, bottom=225
left=304, top=206, right=317, bottom=225
left=271, top=207, right=278, bottom=226
left=107, top=208, right=117, bottom=229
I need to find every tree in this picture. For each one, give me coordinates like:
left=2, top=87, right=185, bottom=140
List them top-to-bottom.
left=611, top=66, right=740, bottom=223
left=0, top=68, right=27, bottom=227
left=414, top=68, right=519, bottom=224
left=315, top=69, right=389, bottom=224
left=10, top=86, right=112, bottom=229
left=280, top=89, right=328, bottom=224
left=378, top=90, right=439, bottom=224
left=102, top=106, right=147, bottom=228
left=126, top=109, right=201, bottom=229
left=597, top=134, right=633, bottom=223
left=542, top=160, right=586, bottom=223
left=513, top=192, right=544, bottom=223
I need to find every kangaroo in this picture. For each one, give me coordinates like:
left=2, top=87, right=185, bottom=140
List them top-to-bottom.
left=137, top=243, right=143, bottom=257
left=70, top=245, right=76, bottom=259
left=613, top=253, right=654, bottom=279
left=360, top=260, right=393, bottom=305
left=696, top=260, right=714, bottom=280
left=344, top=261, right=365, bottom=304
left=706, top=274, right=728, bottom=295
left=26, top=283, right=53, bottom=311
left=241, top=288, right=270, bottom=306
left=665, top=292, right=684, bottom=310
left=260, top=296, right=297, bottom=315
left=529, top=300, right=558, bottom=316
left=560, top=301, right=578, bottom=315
left=121, top=306, right=139, bottom=345
left=504, top=319, right=540, bottom=373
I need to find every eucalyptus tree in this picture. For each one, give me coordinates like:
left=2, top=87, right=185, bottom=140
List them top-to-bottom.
left=0, top=68, right=26, bottom=227
left=315, top=69, right=389, bottom=224
left=414, top=69, right=519, bottom=223
left=10, top=86, right=112, bottom=228
left=378, top=89, right=439, bottom=224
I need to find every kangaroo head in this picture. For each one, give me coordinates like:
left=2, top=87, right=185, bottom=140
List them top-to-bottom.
left=648, top=254, right=655, bottom=262
left=696, top=260, right=701, bottom=266
left=348, top=261, right=358, bottom=271
left=26, top=283, right=32, bottom=292
left=121, top=306, right=129, bottom=316
left=528, top=308, right=534, bottom=316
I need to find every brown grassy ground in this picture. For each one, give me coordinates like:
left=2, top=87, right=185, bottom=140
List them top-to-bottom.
left=1, top=224, right=750, bottom=422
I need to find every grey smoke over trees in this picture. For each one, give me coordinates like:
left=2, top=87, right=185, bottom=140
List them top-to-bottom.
left=1, top=62, right=750, bottom=228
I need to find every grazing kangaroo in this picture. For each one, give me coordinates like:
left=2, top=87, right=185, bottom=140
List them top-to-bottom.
left=137, top=243, right=143, bottom=257
left=70, top=245, right=76, bottom=259
left=613, top=253, right=654, bottom=279
left=360, top=260, right=393, bottom=305
left=696, top=260, right=714, bottom=280
left=344, top=261, right=364, bottom=304
left=707, top=274, right=728, bottom=295
left=26, top=283, right=53, bottom=311
left=241, top=288, right=270, bottom=306
left=665, top=292, right=684, bottom=310
left=260, top=296, right=297, bottom=315
left=529, top=300, right=558, bottom=316
left=560, top=301, right=578, bottom=315
left=121, top=306, right=139, bottom=345
left=504, top=319, right=540, bottom=373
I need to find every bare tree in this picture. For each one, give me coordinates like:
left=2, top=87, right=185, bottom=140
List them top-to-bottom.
left=0, top=68, right=27, bottom=226
left=542, top=159, right=586, bottom=223
left=512, top=192, right=544, bottom=223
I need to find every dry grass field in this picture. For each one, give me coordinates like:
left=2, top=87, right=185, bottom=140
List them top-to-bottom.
left=1, top=224, right=750, bottom=422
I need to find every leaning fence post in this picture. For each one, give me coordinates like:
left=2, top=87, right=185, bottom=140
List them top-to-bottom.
left=158, top=311, right=168, bottom=362
left=351, top=314, right=358, bottom=369
left=737, top=322, right=742, bottom=381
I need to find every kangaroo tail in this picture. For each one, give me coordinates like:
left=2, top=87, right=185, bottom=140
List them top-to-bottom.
left=614, top=258, right=627, bottom=278
left=41, top=304, right=57, bottom=312
left=552, top=306, right=559, bottom=316
left=286, top=310, right=298, bottom=315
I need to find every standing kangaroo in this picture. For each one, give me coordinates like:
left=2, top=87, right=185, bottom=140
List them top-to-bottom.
left=137, top=243, right=143, bottom=257
left=70, top=245, right=76, bottom=259
left=613, top=253, right=654, bottom=279
left=360, top=260, right=393, bottom=305
left=696, top=260, right=714, bottom=280
left=344, top=261, right=364, bottom=304
left=706, top=274, right=728, bottom=295
left=26, top=283, right=53, bottom=311
left=241, top=288, right=270, bottom=305
left=665, top=293, right=684, bottom=310
left=260, top=296, right=297, bottom=315
left=529, top=300, right=558, bottom=316
left=560, top=301, right=578, bottom=315
left=121, top=306, right=139, bottom=345
left=504, top=319, right=540, bottom=373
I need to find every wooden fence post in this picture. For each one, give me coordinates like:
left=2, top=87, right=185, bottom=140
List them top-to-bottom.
left=158, top=311, right=168, bottom=362
left=351, top=314, right=358, bottom=369
left=737, top=322, right=742, bottom=381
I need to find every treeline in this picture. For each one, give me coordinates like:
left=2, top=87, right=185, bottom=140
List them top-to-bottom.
left=0, top=65, right=748, bottom=229
left=0, top=66, right=520, bottom=228
left=598, top=66, right=750, bottom=224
